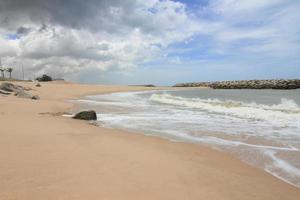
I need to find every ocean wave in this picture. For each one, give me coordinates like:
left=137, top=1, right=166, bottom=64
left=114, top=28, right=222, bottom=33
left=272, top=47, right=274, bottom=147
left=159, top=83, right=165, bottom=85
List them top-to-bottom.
left=150, top=93, right=300, bottom=125
left=150, top=93, right=300, bottom=112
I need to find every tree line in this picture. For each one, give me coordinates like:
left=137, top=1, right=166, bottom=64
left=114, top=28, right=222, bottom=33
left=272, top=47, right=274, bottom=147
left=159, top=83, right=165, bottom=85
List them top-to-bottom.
left=0, top=67, right=13, bottom=79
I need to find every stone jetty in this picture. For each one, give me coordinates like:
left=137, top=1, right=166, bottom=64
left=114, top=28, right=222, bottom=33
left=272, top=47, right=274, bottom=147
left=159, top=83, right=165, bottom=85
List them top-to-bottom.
left=173, top=79, right=300, bottom=89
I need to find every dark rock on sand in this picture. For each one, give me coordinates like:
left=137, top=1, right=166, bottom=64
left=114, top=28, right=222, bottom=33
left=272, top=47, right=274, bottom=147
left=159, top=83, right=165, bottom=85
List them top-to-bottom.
left=36, top=83, right=41, bottom=87
left=73, top=110, right=97, bottom=120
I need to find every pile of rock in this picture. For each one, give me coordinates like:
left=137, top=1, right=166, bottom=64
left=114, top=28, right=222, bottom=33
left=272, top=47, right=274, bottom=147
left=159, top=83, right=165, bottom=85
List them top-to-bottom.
left=173, top=79, right=300, bottom=89
left=209, top=79, right=300, bottom=89
left=0, top=82, right=40, bottom=100
left=173, top=82, right=210, bottom=87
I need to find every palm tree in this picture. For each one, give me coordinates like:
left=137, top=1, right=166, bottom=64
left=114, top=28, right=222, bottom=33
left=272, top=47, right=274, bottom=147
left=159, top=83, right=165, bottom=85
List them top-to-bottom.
left=0, top=58, right=4, bottom=79
left=0, top=68, right=4, bottom=79
left=6, top=68, right=13, bottom=79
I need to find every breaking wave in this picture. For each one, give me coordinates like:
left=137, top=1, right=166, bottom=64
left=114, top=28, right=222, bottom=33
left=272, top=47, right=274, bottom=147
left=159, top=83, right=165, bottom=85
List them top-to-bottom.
left=150, top=93, right=300, bottom=131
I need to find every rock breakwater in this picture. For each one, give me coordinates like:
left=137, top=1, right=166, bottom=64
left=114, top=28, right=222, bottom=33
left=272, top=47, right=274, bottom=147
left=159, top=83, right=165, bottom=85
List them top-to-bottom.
left=173, top=79, right=300, bottom=89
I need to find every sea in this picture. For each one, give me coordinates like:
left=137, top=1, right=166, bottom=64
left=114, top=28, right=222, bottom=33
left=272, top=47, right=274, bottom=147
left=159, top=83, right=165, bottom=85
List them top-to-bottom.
left=75, top=88, right=300, bottom=187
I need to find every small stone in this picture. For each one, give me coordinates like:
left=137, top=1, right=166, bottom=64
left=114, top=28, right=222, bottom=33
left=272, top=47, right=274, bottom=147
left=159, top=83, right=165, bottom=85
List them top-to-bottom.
left=32, top=95, right=40, bottom=100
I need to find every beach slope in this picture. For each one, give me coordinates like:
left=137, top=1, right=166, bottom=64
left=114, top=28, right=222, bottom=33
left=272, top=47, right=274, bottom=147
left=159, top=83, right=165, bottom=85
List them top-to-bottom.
left=0, top=81, right=299, bottom=200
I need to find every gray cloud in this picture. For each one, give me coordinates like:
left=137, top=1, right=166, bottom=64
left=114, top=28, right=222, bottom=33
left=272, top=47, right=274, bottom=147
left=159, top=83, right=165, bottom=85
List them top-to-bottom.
left=0, top=0, right=200, bottom=79
left=0, top=0, right=188, bottom=35
left=0, top=0, right=113, bottom=30
left=16, top=26, right=32, bottom=35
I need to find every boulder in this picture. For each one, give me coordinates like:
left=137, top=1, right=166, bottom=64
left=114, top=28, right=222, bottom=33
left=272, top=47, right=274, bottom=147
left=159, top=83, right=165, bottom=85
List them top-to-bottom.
left=0, top=82, right=23, bottom=92
left=36, top=83, right=41, bottom=87
left=0, top=90, right=11, bottom=95
left=14, top=91, right=40, bottom=100
left=73, top=110, right=97, bottom=120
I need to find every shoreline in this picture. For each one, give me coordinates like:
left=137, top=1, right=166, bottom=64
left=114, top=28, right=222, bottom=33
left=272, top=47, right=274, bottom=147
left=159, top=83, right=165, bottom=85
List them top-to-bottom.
left=1, top=81, right=300, bottom=200
left=75, top=89, right=300, bottom=188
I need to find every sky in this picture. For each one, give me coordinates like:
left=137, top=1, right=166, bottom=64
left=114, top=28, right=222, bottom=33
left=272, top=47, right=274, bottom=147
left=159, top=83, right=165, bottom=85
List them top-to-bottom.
left=0, top=0, right=299, bottom=85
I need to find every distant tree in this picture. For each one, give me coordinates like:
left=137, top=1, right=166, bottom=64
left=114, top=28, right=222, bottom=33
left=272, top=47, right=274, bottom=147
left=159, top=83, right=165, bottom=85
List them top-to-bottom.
left=0, top=58, right=3, bottom=79
left=6, top=67, right=13, bottom=79
left=36, top=74, right=52, bottom=82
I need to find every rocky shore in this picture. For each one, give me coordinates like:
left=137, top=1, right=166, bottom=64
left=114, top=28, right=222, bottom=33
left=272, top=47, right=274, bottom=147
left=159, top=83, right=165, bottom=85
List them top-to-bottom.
left=173, top=79, right=300, bottom=89
left=0, top=82, right=40, bottom=99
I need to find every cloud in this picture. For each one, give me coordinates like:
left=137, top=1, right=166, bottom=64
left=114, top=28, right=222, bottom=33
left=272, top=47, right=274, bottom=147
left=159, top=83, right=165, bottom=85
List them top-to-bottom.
left=0, top=0, right=201, bottom=78
left=0, top=0, right=299, bottom=83
left=147, top=0, right=300, bottom=83
left=200, top=0, right=300, bottom=52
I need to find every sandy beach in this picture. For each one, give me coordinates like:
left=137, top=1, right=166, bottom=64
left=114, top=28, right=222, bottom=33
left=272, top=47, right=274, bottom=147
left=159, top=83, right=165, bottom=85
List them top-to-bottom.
left=0, top=81, right=300, bottom=200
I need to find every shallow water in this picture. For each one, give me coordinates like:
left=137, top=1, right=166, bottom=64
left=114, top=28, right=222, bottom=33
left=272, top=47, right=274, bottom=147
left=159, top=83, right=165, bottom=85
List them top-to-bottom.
left=75, top=88, right=300, bottom=187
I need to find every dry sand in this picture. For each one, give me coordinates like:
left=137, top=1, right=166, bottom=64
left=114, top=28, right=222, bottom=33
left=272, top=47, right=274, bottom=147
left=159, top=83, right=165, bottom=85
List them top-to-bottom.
left=0, top=81, right=299, bottom=200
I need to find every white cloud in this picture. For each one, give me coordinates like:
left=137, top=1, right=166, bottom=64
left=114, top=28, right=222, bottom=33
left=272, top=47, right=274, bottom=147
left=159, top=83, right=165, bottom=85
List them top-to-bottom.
left=0, top=0, right=201, bottom=79
left=193, top=0, right=300, bottom=56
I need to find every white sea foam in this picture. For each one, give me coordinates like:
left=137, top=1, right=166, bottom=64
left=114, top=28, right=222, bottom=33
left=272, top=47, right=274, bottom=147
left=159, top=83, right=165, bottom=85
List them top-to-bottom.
left=150, top=93, right=300, bottom=136
left=264, top=150, right=300, bottom=187
left=265, top=150, right=300, bottom=177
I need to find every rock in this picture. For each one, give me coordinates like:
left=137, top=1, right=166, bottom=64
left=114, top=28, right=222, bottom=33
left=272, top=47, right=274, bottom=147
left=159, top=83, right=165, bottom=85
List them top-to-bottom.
left=36, top=74, right=52, bottom=82
left=173, top=79, right=300, bottom=90
left=0, top=82, right=23, bottom=92
left=173, top=82, right=210, bottom=87
left=0, top=83, right=38, bottom=99
left=36, top=83, right=41, bottom=87
left=0, top=90, right=11, bottom=95
left=14, top=91, right=39, bottom=100
left=14, top=91, right=31, bottom=98
left=32, top=95, right=40, bottom=100
left=73, top=110, right=97, bottom=120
